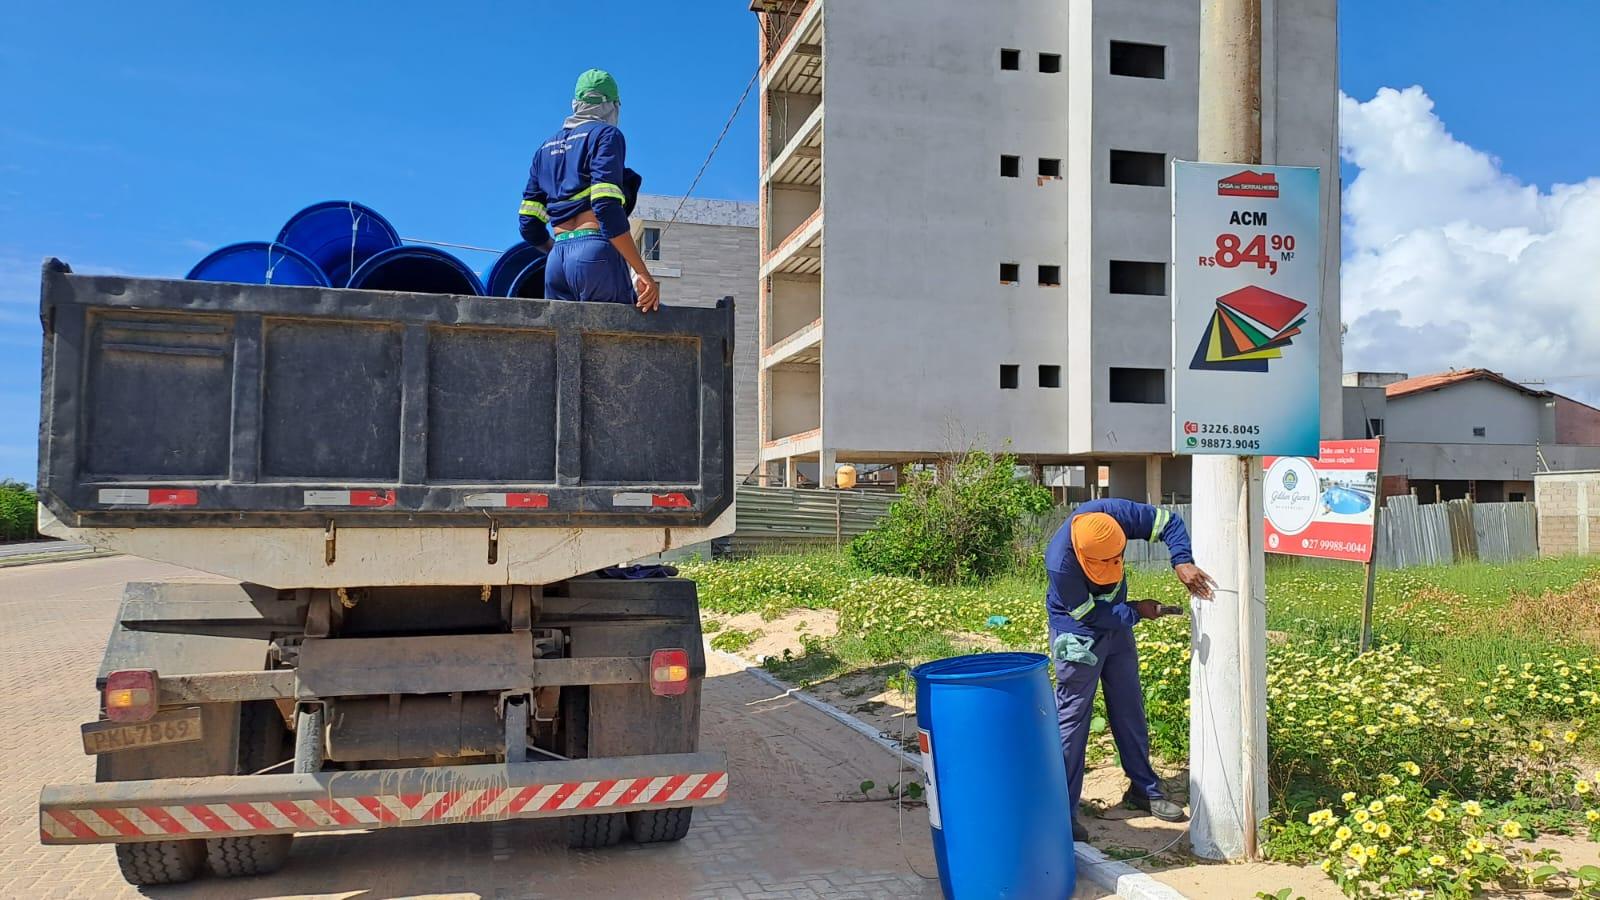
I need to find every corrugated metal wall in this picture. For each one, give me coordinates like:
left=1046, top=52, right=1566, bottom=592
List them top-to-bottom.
left=729, top=486, right=897, bottom=554
left=1373, top=497, right=1535, bottom=568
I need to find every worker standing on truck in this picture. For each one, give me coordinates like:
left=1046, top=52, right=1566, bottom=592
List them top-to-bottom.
left=519, top=69, right=660, bottom=312
left=1045, top=498, right=1217, bottom=842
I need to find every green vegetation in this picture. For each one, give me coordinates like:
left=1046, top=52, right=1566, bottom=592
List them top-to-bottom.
left=846, top=450, right=1052, bottom=583
left=0, top=480, right=38, bottom=541
left=684, top=548, right=1600, bottom=897
left=708, top=628, right=759, bottom=653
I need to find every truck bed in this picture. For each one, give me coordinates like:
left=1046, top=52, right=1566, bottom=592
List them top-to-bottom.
left=34, top=260, right=735, bottom=587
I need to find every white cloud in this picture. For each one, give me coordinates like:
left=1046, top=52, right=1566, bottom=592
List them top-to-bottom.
left=1340, top=86, right=1600, bottom=402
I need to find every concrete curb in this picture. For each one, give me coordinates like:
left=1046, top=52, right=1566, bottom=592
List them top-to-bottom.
left=0, top=550, right=112, bottom=569
left=708, top=647, right=1191, bottom=900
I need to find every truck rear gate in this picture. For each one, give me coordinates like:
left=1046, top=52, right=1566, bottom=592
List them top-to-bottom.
left=31, top=261, right=737, bottom=884
left=41, top=754, right=728, bottom=845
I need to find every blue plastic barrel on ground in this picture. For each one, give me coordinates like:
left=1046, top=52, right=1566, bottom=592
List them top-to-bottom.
left=276, top=201, right=401, bottom=287
left=486, top=241, right=547, bottom=298
left=186, top=242, right=329, bottom=287
left=347, top=245, right=484, bottom=296
left=913, top=652, right=1075, bottom=898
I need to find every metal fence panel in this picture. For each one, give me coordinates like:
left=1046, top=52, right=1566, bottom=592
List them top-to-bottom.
left=728, top=486, right=1539, bottom=571
left=729, top=486, right=896, bottom=554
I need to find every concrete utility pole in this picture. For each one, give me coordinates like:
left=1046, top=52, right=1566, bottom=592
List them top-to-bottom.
left=1189, top=0, right=1269, bottom=862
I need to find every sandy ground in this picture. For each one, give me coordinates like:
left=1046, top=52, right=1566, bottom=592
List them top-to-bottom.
left=1, top=555, right=1109, bottom=899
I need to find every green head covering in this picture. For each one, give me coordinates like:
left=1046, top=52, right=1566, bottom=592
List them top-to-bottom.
left=574, top=69, right=620, bottom=104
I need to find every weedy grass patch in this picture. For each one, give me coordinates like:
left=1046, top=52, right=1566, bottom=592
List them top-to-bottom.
left=685, top=549, right=1600, bottom=897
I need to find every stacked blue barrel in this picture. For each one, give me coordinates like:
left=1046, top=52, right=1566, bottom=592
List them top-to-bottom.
left=186, top=201, right=546, bottom=299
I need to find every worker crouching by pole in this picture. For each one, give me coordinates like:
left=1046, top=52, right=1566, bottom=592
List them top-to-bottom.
left=1044, top=499, right=1216, bottom=842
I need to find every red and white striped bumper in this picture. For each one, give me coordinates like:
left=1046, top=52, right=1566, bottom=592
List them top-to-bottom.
left=40, top=752, right=727, bottom=845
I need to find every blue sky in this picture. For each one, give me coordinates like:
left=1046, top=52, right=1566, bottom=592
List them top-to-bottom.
left=2, top=2, right=1597, bottom=481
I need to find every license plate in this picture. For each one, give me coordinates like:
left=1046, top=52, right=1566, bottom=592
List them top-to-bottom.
left=81, top=707, right=203, bottom=755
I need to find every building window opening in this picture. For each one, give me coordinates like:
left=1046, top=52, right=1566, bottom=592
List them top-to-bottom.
left=1110, top=41, right=1165, bottom=78
left=1000, top=48, right=1021, bottom=70
left=1039, top=52, right=1062, bottom=73
left=1110, top=149, right=1166, bottom=186
left=1001, top=155, right=1021, bottom=177
left=1038, top=157, right=1062, bottom=179
left=641, top=227, right=662, bottom=261
left=1109, top=260, right=1164, bottom=295
left=1000, top=262, right=1020, bottom=284
left=1038, top=265, right=1061, bottom=287
left=1000, top=365, right=1019, bottom=389
left=1039, top=365, right=1061, bottom=388
left=1110, top=367, right=1165, bottom=403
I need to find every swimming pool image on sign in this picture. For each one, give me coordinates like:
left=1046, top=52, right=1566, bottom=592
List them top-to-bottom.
left=1320, top=485, right=1373, bottom=515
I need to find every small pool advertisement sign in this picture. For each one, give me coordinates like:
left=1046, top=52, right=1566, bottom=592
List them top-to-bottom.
left=1263, top=439, right=1381, bottom=562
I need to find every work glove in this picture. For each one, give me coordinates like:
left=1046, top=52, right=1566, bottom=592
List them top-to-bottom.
left=1051, top=632, right=1099, bottom=668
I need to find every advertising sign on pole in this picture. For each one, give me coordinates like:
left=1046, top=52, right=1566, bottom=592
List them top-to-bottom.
left=1172, top=161, right=1322, bottom=457
left=1263, top=439, right=1382, bottom=562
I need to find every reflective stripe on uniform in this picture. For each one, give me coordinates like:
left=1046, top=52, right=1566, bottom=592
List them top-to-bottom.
left=589, top=181, right=626, bottom=203
left=566, top=186, right=592, bottom=201
left=519, top=200, right=549, bottom=223
left=1150, top=508, right=1171, bottom=542
left=1068, top=598, right=1096, bottom=620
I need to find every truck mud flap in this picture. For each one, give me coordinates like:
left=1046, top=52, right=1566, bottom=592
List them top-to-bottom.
left=40, top=751, right=727, bottom=845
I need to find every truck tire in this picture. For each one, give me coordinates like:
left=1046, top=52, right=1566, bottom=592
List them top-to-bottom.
left=205, top=700, right=295, bottom=877
left=239, top=700, right=290, bottom=774
left=294, top=706, right=324, bottom=774
left=628, top=807, right=693, bottom=843
left=566, top=812, right=627, bottom=849
left=206, top=834, right=292, bottom=877
left=115, top=839, right=204, bottom=885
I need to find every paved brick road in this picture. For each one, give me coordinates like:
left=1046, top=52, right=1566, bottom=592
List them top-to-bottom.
left=0, top=557, right=951, bottom=899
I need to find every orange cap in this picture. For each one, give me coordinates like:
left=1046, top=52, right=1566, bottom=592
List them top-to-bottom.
left=1071, top=512, right=1127, bottom=585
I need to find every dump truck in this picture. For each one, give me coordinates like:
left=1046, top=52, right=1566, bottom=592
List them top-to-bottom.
left=31, top=259, right=736, bottom=886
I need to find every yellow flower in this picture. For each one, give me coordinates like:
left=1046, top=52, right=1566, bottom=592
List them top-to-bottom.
left=1460, top=716, right=1476, bottom=727
left=1364, top=724, right=1380, bottom=736
left=1565, top=730, right=1579, bottom=744
left=1529, top=739, right=1546, bottom=753
left=1401, top=761, right=1421, bottom=776
left=1579, top=781, right=1594, bottom=796
left=1341, top=791, right=1357, bottom=804
left=1386, top=794, right=1405, bottom=805
left=1368, top=800, right=1385, bottom=813
left=1463, top=800, right=1483, bottom=817
left=1426, top=807, right=1446, bottom=822
left=1354, top=810, right=1371, bottom=824
left=1587, top=810, right=1600, bottom=823
left=1362, top=821, right=1378, bottom=834
left=1500, top=821, right=1522, bottom=838
left=1377, top=823, right=1393, bottom=839
left=1335, top=825, right=1353, bottom=841
left=1329, top=838, right=1345, bottom=851
left=1466, top=838, right=1487, bottom=855
left=1395, top=845, right=1413, bottom=856
left=1429, top=854, right=1448, bottom=867
left=1319, top=859, right=1333, bottom=873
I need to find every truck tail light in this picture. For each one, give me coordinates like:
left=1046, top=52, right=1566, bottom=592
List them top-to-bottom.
left=649, top=649, right=691, bottom=697
left=104, top=670, right=158, bottom=723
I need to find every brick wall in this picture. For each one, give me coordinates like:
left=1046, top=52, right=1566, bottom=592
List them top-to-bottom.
left=1534, top=471, right=1598, bottom=556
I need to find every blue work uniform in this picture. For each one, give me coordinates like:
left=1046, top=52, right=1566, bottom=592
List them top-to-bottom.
left=518, top=121, right=635, bottom=304
left=1045, top=498, right=1194, bottom=815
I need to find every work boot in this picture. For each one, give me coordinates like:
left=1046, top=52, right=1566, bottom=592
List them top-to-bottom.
left=1122, top=787, right=1187, bottom=822
left=1072, top=817, right=1089, bottom=843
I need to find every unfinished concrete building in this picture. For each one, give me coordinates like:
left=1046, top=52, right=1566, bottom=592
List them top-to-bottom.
left=750, top=0, right=1341, bottom=498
